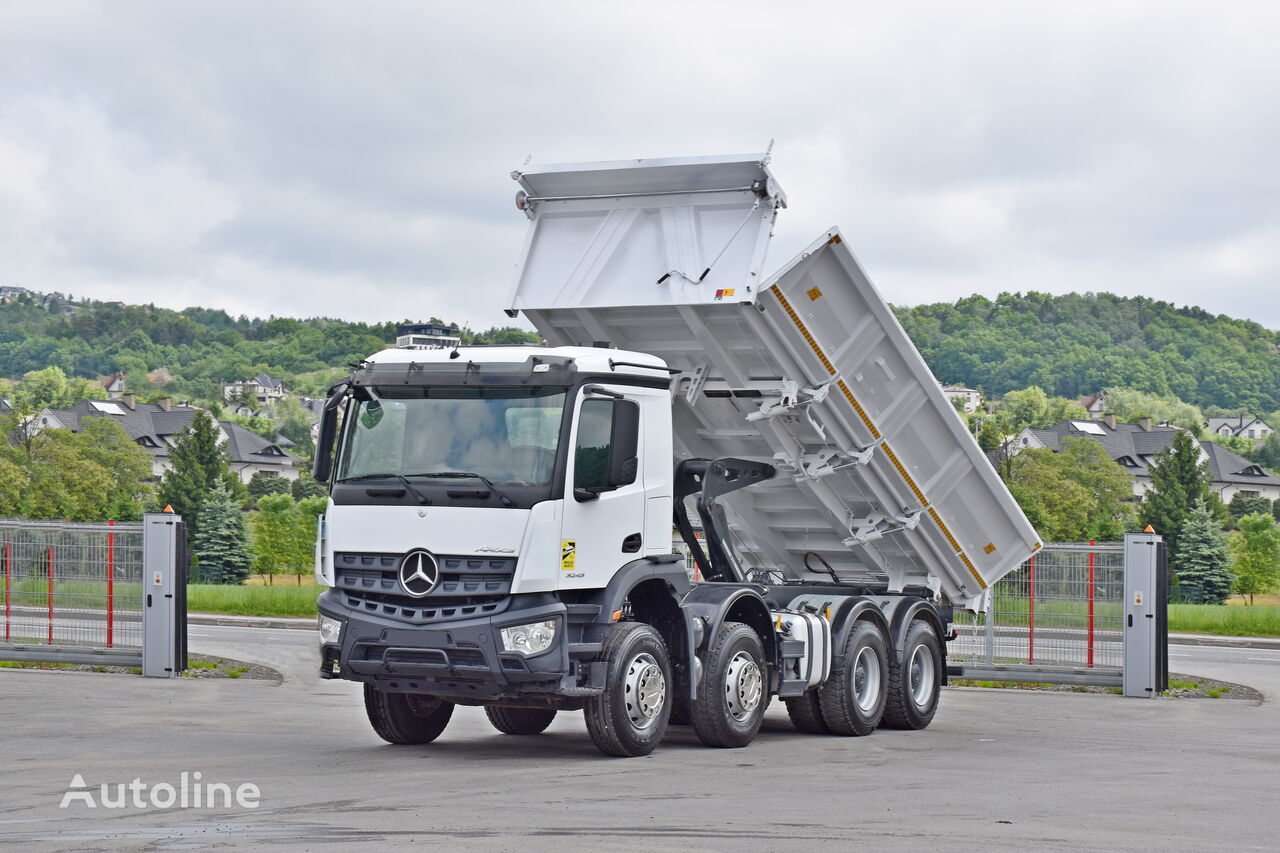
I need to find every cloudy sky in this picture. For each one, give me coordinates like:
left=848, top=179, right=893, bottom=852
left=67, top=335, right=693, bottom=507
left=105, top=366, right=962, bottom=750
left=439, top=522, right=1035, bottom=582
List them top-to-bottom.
left=2, top=1, right=1278, bottom=329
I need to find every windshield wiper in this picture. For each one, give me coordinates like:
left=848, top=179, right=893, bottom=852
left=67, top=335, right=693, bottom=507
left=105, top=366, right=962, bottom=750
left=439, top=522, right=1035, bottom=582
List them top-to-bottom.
left=410, top=472, right=516, bottom=507
left=337, top=473, right=430, bottom=505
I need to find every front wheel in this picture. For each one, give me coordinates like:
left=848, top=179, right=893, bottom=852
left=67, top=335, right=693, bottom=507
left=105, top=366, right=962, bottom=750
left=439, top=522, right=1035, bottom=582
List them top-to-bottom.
left=882, top=619, right=942, bottom=730
left=819, top=620, right=888, bottom=736
left=584, top=622, right=672, bottom=757
left=691, top=622, right=767, bottom=748
left=364, top=686, right=455, bottom=744
left=485, top=706, right=557, bottom=735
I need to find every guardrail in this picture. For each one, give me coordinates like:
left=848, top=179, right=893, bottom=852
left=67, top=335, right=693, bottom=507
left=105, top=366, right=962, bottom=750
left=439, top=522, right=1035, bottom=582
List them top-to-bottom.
left=950, top=541, right=1126, bottom=686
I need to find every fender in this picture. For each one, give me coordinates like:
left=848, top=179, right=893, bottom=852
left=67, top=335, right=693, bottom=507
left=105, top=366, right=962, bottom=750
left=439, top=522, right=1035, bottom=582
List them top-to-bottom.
left=588, top=556, right=691, bottom=619
left=679, top=583, right=773, bottom=701
left=785, top=592, right=892, bottom=665
left=887, top=597, right=947, bottom=676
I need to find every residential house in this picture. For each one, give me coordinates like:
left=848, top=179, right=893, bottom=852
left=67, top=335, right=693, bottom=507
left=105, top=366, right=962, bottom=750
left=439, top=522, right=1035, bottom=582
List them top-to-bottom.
left=395, top=322, right=462, bottom=350
left=99, top=372, right=126, bottom=401
left=223, top=373, right=288, bottom=409
left=940, top=385, right=983, bottom=414
left=1077, top=391, right=1107, bottom=420
left=34, top=396, right=300, bottom=482
left=1016, top=415, right=1280, bottom=501
left=1205, top=416, right=1274, bottom=442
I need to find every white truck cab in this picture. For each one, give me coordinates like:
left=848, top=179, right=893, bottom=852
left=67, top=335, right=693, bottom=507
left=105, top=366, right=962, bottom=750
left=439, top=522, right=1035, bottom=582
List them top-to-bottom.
left=314, top=154, right=1040, bottom=756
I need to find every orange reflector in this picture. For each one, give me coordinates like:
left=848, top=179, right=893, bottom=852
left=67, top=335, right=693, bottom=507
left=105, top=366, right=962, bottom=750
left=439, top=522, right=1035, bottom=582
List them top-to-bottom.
left=163, top=504, right=175, bottom=513
left=1144, top=524, right=1155, bottom=533
left=610, top=609, right=623, bottom=622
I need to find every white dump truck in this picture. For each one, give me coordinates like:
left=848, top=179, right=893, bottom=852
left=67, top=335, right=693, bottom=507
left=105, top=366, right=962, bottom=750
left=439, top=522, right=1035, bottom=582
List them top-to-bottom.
left=313, top=154, right=1040, bottom=756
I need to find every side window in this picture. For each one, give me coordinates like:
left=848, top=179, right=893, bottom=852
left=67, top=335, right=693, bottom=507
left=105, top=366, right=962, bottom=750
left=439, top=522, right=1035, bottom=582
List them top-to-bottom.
left=574, top=400, right=613, bottom=490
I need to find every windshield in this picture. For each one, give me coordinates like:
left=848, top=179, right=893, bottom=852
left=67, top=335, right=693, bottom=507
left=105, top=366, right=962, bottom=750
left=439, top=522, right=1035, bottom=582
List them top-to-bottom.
left=337, top=386, right=566, bottom=486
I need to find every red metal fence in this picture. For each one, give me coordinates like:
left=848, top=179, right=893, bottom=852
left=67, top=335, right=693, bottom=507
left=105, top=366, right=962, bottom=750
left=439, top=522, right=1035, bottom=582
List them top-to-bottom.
left=1, top=520, right=144, bottom=654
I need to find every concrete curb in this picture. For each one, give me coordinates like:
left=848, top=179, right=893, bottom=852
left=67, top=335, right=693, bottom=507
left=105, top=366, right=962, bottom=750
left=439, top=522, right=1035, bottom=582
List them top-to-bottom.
left=189, top=613, right=315, bottom=631
left=1168, top=632, right=1280, bottom=650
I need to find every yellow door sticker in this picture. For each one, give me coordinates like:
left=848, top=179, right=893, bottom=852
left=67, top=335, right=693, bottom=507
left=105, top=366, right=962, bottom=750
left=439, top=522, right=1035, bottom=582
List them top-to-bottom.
left=561, top=540, right=576, bottom=571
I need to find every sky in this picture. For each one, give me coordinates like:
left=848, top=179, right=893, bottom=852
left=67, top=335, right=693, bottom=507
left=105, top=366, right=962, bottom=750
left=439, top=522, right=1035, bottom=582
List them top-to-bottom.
left=2, top=1, right=1278, bottom=330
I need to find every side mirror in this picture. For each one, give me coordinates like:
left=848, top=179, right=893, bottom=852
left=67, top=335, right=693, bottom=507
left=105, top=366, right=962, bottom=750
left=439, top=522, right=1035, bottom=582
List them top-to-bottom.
left=312, top=383, right=348, bottom=483
left=606, top=400, right=639, bottom=488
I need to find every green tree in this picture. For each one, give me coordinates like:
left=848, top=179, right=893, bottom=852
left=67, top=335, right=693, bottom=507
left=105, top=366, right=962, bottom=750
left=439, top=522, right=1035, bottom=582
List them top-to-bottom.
left=1103, top=388, right=1205, bottom=435
left=275, top=396, right=316, bottom=459
left=158, top=410, right=231, bottom=535
left=77, top=418, right=155, bottom=521
left=1140, top=430, right=1210, bottom=564
left=1004, top=439, right=1134, bottom=541
left=248, top=471, right=291, bottom=503
left=291, top=474, right=328, bottom=501
left=191, top=481, right=253, bottom=584
left=1227, top=492, right=1272, bottom=525
left=250, top=493, right=299, bottom=584
left=1173, top=499, right=1233, bottom=604
left=1230, top=513, right=1280, bottom=604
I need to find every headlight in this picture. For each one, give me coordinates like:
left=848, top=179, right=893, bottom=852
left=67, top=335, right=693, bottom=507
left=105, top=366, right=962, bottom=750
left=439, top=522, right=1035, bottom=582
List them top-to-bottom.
left=318, top=614, right=343, bottom=645
left=500, top=620, right=557, bottom=656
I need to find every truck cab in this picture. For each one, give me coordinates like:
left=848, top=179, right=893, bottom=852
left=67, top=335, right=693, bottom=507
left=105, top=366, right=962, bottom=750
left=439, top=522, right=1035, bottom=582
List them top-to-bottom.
left=314, top=153, right=1040, bottom=756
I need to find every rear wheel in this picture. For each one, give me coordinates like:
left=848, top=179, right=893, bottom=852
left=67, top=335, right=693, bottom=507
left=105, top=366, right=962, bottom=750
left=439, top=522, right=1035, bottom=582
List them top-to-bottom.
left=882, top=619, right=942, bottom=730
left=819, top=620, right=888, bottom=736
left=584, top=622, right=672, bottom=757
left=691, top=622, right=767, bottom=748
left=364, top=686, right=455, bottom=745
left=784, top=689, right=829, bottom=734
left=485, top=706, right=558, bottom=735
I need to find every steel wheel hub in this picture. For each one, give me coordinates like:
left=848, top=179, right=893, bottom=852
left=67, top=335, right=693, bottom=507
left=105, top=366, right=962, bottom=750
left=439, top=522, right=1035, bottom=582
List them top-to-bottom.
left=909, top=643, right=936, bottom=707
left=854, top=646, right=881, bottom=713
left=724, top=651, right=763, bottom=721
left=624, top=652, right=666, bottom=730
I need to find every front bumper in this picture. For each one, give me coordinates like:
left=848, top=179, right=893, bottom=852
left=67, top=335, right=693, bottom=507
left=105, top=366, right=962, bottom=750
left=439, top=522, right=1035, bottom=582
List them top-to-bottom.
left=317, top=589, right=600, bottom=704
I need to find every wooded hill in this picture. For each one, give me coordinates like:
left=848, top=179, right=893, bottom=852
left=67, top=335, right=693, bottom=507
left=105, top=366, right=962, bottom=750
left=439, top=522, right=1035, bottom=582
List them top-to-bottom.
left=3, top=289, right=1278, bottom=412
left=893, top=291, right=1280, bottom=411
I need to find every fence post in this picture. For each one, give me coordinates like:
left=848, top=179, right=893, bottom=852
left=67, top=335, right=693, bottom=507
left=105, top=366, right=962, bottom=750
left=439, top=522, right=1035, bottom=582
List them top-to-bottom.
left=106, top=521, right=115, bottom=649
left=1087, top=539, right=1096, bottom=668
left=3, top=541, right=9, bottom=643
left=47, top=545, right=55, bottom=645
left=1027, top=554, right=1035, bottom=664
left=984, top=590, right=995, bottom=665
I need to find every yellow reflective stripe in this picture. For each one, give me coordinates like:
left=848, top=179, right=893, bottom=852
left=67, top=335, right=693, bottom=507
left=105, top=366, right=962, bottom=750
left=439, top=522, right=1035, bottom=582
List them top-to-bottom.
left=881, top=442, right=924, bottom=506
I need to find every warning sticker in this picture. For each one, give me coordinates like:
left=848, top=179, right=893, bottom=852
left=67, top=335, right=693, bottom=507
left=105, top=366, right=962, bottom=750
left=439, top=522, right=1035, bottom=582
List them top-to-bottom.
left=806, top=286, right=822, bottom=301
left=561, top=540, right=576, bottom=571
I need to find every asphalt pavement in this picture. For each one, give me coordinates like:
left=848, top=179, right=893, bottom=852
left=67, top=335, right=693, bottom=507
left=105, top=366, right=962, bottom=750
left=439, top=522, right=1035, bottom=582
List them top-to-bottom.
left=0, top=624, right=1277, bottom=852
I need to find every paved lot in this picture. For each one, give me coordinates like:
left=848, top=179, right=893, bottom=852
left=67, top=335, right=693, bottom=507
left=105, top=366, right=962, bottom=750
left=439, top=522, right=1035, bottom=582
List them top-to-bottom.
left=0, top=627, right=1277, bottom=852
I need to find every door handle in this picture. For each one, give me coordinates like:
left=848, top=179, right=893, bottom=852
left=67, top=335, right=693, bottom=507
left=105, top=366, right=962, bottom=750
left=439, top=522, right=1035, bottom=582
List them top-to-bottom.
left=622, top=533, right=642, bottom=553
left=1127, top=614, right=1133, bottom=627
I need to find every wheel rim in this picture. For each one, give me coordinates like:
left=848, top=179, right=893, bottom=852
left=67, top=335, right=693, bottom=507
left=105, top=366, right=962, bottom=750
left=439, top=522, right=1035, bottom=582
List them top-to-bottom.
left=909, top=643, right=936, bottom=707
left=853, top=646, right=881, bottom=713
left=724, top=651, right=763, bottom=722
left=624, top=652, right=666, bottom=730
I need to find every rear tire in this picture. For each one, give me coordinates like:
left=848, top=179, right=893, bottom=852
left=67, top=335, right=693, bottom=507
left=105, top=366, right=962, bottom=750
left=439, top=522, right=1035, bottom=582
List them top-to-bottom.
left=882, top=619, right=942, bottom=730
left=819, top=620, right=888, bottom=736
left=584, top=622, right=672, bottom=757
left=691, top=622, right=767, bottom=748
left=364, top=686, right=454, bottom=745
left=784, top=689, right=829, bottom=734
left=485, top=706, right=557, bottom=735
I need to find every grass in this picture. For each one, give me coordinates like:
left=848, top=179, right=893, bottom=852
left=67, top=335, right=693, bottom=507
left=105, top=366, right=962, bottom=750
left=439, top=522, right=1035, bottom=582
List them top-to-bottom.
left=186, top=584, right=321, bottom=617
left=1167, top=604, right=1280, bottom=637
left=1168, top=678, right=1201, bottom=690
left=1206, top=686, right=1231, bottom=698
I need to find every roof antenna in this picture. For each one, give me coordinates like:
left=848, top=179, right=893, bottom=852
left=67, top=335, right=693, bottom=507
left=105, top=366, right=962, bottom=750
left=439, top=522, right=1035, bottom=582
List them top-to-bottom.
left=763, top=138, right=775, bottom=163
left=522, top=153, right=533, bottom=167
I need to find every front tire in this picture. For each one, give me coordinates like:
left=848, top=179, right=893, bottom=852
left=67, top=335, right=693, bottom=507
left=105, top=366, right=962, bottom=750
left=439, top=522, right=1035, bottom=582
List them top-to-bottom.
left=882, top=619, right=942, bottom=730
left=819, top=620, right=888, bottom=736
left=584, top=622, right=672, bottom=757
left=691, top=622, right=767, bottom=748
left=364, top=686, right=455, bottom=744
left=485, top=706, right=557, bottom=735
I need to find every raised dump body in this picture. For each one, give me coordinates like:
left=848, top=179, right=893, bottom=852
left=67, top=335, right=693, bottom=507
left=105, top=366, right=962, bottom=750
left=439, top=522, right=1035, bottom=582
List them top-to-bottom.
left=508, top=154, right=1040, bottom=611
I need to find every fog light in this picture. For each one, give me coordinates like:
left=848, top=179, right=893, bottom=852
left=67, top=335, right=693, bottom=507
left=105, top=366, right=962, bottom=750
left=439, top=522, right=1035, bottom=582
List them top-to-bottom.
left=318, top=614, right=343, bottom=645
left=500, top=620, right=557, bottom=656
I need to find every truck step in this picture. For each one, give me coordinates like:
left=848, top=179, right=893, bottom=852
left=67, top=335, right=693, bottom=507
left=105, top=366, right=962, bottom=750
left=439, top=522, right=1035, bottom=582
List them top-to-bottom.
left=564, top=604, right=602, bottom=621
left=568, top=642, right=604, bottom=658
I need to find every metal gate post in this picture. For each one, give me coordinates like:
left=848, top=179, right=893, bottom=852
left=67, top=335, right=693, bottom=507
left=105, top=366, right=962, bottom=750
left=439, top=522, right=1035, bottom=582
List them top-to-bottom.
left=142, top=513, right=187, bottom=678
left=1123, top=532, right=1163, bottom=698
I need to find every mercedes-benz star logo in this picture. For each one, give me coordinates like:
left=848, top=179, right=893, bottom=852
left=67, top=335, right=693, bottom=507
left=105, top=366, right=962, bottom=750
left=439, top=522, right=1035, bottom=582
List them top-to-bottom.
left=398, top=549, right=439, bottom=598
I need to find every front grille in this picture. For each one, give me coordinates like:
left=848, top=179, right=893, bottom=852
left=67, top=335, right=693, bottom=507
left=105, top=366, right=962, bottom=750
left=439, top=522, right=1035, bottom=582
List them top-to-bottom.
left=335, top=552, right=516, bottom=625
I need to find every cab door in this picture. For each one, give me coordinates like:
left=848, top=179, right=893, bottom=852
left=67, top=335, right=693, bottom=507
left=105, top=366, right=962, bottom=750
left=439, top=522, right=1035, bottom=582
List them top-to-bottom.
left=558, top=387, right=648, bottom=590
